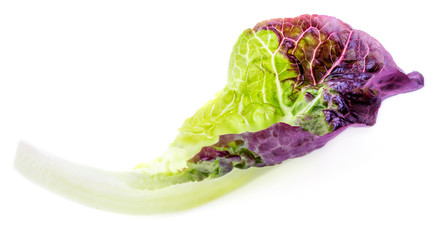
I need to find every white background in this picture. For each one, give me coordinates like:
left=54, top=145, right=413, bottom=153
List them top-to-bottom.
left=1, top=0, right=437, bottom=239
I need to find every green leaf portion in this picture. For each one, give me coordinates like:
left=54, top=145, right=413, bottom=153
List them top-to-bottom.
left=289, top=87, right=331, bottom=135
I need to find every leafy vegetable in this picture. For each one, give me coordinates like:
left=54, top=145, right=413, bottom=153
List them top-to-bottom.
left=15, top=14, right=424, bottom=214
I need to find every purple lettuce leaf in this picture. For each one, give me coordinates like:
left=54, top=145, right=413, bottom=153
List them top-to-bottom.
left=13, top=14, right=425, bottom=214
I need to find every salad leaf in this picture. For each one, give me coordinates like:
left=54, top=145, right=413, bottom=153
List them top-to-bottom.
left=15, top=14, right=424, bottom=214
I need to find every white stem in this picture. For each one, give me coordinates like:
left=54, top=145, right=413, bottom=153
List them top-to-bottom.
left=14, top=141, right=264, bottom=214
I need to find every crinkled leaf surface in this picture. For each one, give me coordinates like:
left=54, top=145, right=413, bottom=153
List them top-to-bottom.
left=15, top=14, right=424, bottom=213
left=139, top=14, right=423, bottom=183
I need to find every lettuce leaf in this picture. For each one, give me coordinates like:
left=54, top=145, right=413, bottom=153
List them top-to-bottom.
left=15, top=14, right=424, bottom=214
